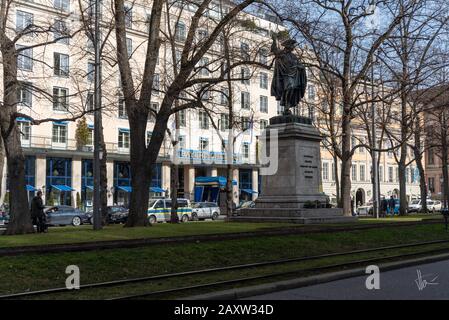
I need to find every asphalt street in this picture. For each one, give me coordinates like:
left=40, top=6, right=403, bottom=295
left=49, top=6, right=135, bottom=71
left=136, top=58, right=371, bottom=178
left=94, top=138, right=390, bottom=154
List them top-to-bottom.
left=246, top=259, right=449, bottom=300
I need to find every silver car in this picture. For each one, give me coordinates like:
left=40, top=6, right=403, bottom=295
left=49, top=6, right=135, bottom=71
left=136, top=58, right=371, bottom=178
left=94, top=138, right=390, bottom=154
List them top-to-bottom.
left=191, top=202, right=221, bottom=221
left=45, top=205, right=90, bottom=226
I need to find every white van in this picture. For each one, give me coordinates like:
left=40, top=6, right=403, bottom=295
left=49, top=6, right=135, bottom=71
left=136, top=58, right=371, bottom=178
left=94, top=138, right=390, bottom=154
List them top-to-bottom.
left=147, top=198, right=192, bottom=224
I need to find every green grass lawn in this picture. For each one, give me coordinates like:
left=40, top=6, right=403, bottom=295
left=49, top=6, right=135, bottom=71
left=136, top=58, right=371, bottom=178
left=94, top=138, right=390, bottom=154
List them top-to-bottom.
left=0, top=214, right=443, bottom=249
left=0, top=221, right=297, bottom=248
left=1, top=223, right=449, bottom=298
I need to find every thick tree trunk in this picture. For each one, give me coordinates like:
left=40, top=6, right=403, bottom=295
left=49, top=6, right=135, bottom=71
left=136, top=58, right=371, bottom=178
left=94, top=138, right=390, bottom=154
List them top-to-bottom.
left=1, top=41, right=34, bottom=234
left=125, top=115, right=151, bottom=227
left=413, top=128, right=427, bottom=212
left=3, top=129, right=34, bottom=235
left=0, top=138, right=5, bottom=202
left=100, top=139, right=108, bottom=225
left=333, top=154, right=340, bottom=204
left=226, top=164, right=233, bottom=217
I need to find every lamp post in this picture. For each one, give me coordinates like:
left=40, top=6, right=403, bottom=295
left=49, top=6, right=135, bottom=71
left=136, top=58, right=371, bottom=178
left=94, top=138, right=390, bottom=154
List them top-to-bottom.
left=93, top=0, right=103, bottom=230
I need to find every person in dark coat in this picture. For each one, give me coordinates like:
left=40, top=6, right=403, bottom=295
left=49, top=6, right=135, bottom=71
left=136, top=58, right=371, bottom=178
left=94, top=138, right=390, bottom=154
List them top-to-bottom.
left=30, top=191, right=46, bottom=233
left=388, top=196, right=396, bottom=215
left=380, top=198, right=388, bottom=218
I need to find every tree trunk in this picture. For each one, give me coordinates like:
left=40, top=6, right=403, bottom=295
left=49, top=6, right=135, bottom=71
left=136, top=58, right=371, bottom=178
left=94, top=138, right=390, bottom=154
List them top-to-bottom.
left=1, top=41, right=34, bottom=234
left=339, top=100, right=352, bottom=216
left=125, top=115, right=151, bottom=227
left=413, top=126, right=427, bottom=212
left=3, top=129, right=34, bottom=234
left=0, top=138, right=5, bottom=202
left=100, top=139, right=108, bottom=225
left=333, top=154, right=340, bottom=204
left=398, top=161, right=407, bottom=215
left=170, top=163, right=180, bottom=223
left=226, top=164, right=233, bottom=217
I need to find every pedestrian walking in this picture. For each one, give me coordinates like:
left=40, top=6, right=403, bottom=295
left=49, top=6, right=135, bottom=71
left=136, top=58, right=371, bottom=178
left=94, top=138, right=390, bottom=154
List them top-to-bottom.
left=30, top=191, right=46, bottom=233
left=388, top=196, right=396, bottom=216
left=380, top=197, right=388, bottom=217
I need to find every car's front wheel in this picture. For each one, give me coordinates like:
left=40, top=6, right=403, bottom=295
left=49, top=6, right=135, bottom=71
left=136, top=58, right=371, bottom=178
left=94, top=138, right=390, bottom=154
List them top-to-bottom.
left=192, top=212, right=199, bottom=221
left=211, top=212, right=219, bottom=220
left=181, top=214, right=189, bottom=223
left=149, top=215, right=157, bottom=225
left=72, top=216, right=82, bottom=226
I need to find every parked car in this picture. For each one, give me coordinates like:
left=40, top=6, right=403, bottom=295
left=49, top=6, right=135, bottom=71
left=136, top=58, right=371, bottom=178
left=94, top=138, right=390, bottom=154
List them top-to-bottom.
left=147, top=198, right=192, bottom=224
left=408, top=199, right=442, bottom=213
left=234, top=201, right=255, bottom=215
left=191, top=202, right=221, bottom=221
left=357, top=203, right=373, bottom=216
left=45, top=205, right=90, bottom=226
left=87, top=206, right=129, bottom=224
left=0, top=212, right=9, bottom=226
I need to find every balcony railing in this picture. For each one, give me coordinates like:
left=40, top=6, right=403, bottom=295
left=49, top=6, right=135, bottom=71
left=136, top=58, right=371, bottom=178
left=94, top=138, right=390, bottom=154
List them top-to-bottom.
left=21, top=135, right=170, bottom=158
left=175, top=148, right=246, bottom=165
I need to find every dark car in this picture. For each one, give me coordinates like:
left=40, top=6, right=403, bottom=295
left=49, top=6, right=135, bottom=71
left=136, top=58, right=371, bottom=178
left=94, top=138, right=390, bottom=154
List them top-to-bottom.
left=45, top=205, right=90, bottom=226
left=86, top=206, right=129, bottom=224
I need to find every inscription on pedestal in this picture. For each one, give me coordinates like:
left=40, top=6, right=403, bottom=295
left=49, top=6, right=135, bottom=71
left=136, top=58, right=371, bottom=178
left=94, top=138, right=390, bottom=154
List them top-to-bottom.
left=299, top=150, right=319, bottom=181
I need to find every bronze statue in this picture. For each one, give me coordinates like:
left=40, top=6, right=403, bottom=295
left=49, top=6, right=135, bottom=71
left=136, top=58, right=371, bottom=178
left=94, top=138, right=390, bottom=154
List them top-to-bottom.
left=271, top=34, right=307, bottom=115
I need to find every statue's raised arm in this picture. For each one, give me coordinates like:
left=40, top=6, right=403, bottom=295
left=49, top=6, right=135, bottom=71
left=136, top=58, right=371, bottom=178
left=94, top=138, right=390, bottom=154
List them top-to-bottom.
left=270, top=32, right=282, bottom=56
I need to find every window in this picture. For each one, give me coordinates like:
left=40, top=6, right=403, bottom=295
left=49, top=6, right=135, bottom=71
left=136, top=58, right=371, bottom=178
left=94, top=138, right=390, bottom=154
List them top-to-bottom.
left=54, top=0, right=69, bottom=11
left=124, top=5, right=132, bottom=28
left=16, top=11, right=33, bottom=33
left=53, top=20, right=69, bottom=44
left=175, top=22, right=186, bottom=41
left=197, top=29, right=208, bottom=41
left=126, top=37, right=132, bottom=57
left=240, top=42, right=250, bottom=60
left=17, top=45, right=33, bottom=71
left=258, top=48, right=268, bottom=65
left=54, top=53, right=69, bottom=77
left=199, top=57, right=209, bottom=76
left=87, top=61, right=95, bottom=82
left=241, top=68, right=250, bottom=85
left=260, top=72, right=268, bottom=89
left=152, top=74, right=160, bottom=95
left=17, top=82, right=32, bottom=107
left=308, top=85, right=316, bottom=101
left=53, top=87, right=69, bottom=111
left=220, top=88, right=229, bottom=105
left=201, top=90, right=210, bottom=101
left=86, top=92, right=94, bottom=111
left=241, top=92, right=250, bottom=109
left=260, top=96, right=268, bottom=113
left=118, top=97, right=127, bottom=118
left=277, top=101, right=284, bottom=115
left=321, top=101, right=329, bottom=112
left=178, top=110, right=186, bottom=127
left=199, top=111, right=209, bottom=129
left=220, top=113, right=229, bottom=131
left=241, top=117, right=251, bottom=131
left=260, top=119, right=268, bottom=130
left=18, top=121, right=31, bottom=145
left=52, top=123, right=67, bottom=144
left=85, top=127, right=93, bottom=146
left=118, top=129, right=130, bottom=149
left=146, top=131, right=152, bottom=146
left=178, top=135, right=186, bottom=149
left=199, top=137, right=209, bottom=151
left=359, top=137, right=365, bottom=153
left=242, top=143, right=250, bottom=159
left=428, top=148, right=435, bottom=165
left=322, top=162, right=329, bottom=181
left=331, top=162, right=336, bottom=181
left=351, top=164, right=357, bottom=181
left=360, top=164, right=366, bottom=182
left=379, top=165, right=384, bottom=182
left=388, top=167, right=394, bottom=183
left=395, top=167, right=399, bottom=182
left=411, top=167, right=416, bottom=183
left=405, top=168, right=410, bottom=184
left=428, top=177, right=435, bottom=193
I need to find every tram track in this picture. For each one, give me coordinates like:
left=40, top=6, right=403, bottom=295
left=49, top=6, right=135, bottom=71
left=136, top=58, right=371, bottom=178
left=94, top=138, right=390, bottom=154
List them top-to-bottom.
left=2, top=237, right=449, bottom=300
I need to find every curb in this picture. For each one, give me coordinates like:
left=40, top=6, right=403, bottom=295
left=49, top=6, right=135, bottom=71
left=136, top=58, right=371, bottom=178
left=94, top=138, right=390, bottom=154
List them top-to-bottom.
left=184, top=252, right=449, bottom=300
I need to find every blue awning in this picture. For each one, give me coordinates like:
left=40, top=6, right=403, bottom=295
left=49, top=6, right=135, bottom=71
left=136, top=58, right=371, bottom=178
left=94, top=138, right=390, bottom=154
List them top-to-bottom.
left=17, top=117, right=31, bottom=122
left=53, top=121, right=68, bottom=125
left=88, top=124, right=94, bottom=129
left=119, top=128, right=130, bottom=132
left=195, top=176, right=237, bottom=187
left=26, top=185, right=37, bottom=192
left=51, top=185, right=74, bottom=192
left=85, top=185, right=94, bottom=191
left=117, top=186, right=132, bottom=193
left=150, top=187, right=165, bottom=193
left=241, top=189, right=258, bottom=195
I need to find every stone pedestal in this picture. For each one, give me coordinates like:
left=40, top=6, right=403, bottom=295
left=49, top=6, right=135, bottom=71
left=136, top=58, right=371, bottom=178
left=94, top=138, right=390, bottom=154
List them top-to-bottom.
left=233, top=116, right=355, bottom=224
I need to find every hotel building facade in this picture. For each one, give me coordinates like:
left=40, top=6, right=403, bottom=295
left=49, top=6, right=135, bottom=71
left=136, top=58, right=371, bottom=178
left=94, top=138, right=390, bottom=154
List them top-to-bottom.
left=1, top=0, right=421, bottom=210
